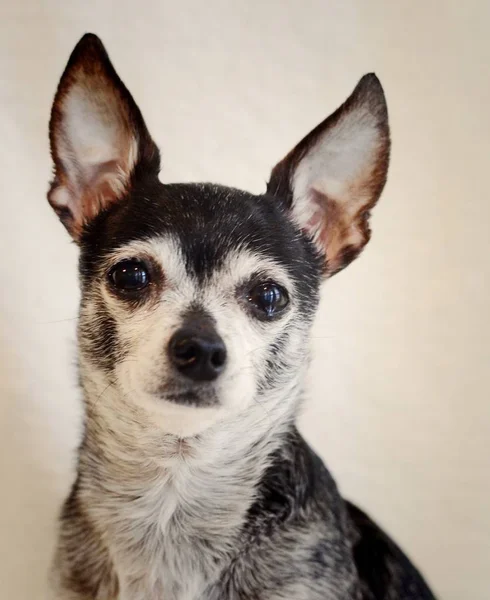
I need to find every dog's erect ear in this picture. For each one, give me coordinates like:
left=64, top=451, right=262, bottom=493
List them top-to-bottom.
left=48, top=34, right=160, bottom=240
left=267, top=74, right=390, bottom=276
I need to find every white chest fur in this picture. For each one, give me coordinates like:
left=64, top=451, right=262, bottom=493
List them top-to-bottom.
left=81, top=408, right=290, bottom=600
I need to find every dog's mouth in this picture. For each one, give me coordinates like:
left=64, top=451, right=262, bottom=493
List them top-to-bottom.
left=157, top=384, right=219, bottom=408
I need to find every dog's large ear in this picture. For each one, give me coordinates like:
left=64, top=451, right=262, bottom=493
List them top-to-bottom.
left=48, top=34, right=160, bottom=241
left=267, top=74, right=390, bottom=276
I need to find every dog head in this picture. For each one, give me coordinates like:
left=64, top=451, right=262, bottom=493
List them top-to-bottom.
left=48, top=34, right=390, bottom=437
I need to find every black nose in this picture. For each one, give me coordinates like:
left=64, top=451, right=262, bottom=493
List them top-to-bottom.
left=168, top=328, right=227, bottom=382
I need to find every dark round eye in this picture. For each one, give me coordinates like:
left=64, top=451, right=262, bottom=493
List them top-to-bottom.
left=108, top=259, right=150, bottom=292
left=247, top=282, right=289, bottom=317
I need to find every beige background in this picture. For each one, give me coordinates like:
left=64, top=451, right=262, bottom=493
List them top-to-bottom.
left=1, top=1, right=489, bottom=598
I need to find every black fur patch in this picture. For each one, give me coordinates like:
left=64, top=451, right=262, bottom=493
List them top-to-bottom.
left=78, top=297, right=121, bottom=373
left=244, top=428, right=331, bottom=539
left=346, top=502, right=436, bottom=600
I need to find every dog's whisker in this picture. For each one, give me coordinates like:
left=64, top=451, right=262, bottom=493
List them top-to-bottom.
left=37, top=317, right=78, bottom=324
left=92, top=379, right=117, bottom=409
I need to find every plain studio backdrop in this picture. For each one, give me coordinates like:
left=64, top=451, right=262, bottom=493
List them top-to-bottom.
left=1, top=1, right=489, bottom=598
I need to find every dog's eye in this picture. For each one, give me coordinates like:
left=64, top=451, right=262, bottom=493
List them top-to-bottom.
left=108, top=259, right=150, bottom=292
left=247, top=282, right=289, bottom=318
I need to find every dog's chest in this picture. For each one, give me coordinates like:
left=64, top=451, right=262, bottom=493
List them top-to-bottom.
left=94, top=456, right=255, bottom=600
left=112, top=510, right=210, bottom=600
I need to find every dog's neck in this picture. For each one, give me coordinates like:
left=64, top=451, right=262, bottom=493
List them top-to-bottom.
left=77, top=361, right=303, bottom=519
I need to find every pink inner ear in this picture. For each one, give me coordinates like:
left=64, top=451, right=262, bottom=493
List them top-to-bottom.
left=48, top=153, right=132, bottom=237
left=82, top=160, right=127, bottom=219
left=306, top=189, right=366, bottom=275
left=306, top=190, right=343, bottom=261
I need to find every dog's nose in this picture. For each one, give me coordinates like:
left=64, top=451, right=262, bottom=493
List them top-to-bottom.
left=168, top=328, right=227, bottom=382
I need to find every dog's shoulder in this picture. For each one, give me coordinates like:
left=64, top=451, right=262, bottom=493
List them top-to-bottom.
left=244, top=426, right=344, bottom=538
left=217, top=428, right=362, bottom=598
left=236, top=429, right=436, bottom=600
left=52, top=477, right=119, bottom=599
left=346, top=501, right=436, bottom=600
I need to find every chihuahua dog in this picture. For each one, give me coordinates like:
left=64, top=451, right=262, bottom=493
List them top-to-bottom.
left=47, top=34, right=435, bottom=600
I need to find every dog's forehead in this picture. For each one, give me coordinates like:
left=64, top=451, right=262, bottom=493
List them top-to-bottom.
left=84, top=182, right=319, bottom=283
